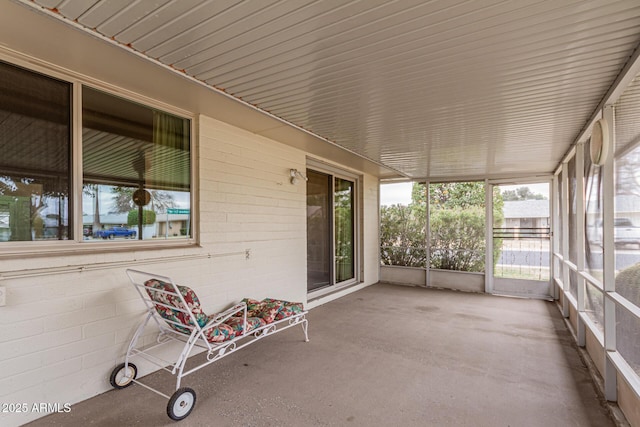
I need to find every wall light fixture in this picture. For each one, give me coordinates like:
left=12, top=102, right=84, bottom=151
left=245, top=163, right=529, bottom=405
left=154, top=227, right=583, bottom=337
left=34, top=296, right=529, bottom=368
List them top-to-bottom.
left=290, top=169, right=308, bottom=185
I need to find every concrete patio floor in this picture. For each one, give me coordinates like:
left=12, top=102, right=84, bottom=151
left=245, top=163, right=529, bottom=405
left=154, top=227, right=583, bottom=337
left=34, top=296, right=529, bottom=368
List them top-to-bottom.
left=27, top=283, right=615, bottom=427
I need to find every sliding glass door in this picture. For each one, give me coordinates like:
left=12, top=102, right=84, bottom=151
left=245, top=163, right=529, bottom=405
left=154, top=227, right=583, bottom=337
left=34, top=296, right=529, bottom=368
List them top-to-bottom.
left=306, top=168, right=357, bottom=293
left=307, top=170, right=332, bottom=291
left=335, top=178, right=355, bottom=283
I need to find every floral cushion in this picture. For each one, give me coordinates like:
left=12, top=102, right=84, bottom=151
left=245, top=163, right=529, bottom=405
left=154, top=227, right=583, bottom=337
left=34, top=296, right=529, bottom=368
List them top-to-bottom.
left=144, top=279, right=208, bottom=334
left=142, top=282, right=304, bottom=341
left=234, top=298, right=285, bottom=324
left=237, top=298, right=263, bottom=317
left=256, top=299, right=285, bottom=323
left=274, top=301, right=304, bottom=320
left=224, top=316, right=266, bottom=336
left=203, top=322, right=236, bottom=343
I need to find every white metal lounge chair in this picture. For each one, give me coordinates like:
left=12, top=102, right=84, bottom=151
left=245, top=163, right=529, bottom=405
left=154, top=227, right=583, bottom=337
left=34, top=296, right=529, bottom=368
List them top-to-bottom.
left=109, top=268, right=309, bottom=421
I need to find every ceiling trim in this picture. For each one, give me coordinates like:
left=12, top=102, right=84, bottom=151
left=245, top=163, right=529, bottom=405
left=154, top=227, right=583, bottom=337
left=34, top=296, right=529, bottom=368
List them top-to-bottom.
left=382, top=171, right=554, bottom=184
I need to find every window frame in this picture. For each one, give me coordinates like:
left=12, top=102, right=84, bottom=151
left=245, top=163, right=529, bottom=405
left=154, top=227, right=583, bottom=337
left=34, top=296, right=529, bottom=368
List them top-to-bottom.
left=0, top=51, right=198, bottom=255
left=0, top=58, right=73, bottom=244
left=306, top=158, right=361, bottom=296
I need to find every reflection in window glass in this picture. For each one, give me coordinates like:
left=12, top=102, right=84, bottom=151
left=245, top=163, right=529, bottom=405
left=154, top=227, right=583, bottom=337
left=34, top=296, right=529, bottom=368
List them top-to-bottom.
left=0, top=61, right=71, bottom=242
left=614, top=74, right=640, bottom=376
left=82, top=87, right=190, bottom=241
left=583, top=139, right=605, bottom=332
left=584, top=139, right=604, bottom=281
left=614, top=141, right=640, bottom=364
left=614, top=143, right=640, bottom=272
left=567, top=157, right=578, bottom=297
left=307, top=170, right=332, bottom=291
left=554, top=175, right=563, bottom=283
left=335, top=178, right=354, bottom=283
left=380, top=182, right=426, bottom=267
left=429, top=182, right=487, bottom=272
left=82, top=185, right=190, bottom=240
left=585, top=282, right=604, bottom=334
left=616, top=305, right=640, bottom=376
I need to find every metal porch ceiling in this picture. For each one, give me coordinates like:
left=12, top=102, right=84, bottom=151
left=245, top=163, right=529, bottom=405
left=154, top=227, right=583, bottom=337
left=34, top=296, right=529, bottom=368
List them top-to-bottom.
left=22, top=0, right=640, bottom=181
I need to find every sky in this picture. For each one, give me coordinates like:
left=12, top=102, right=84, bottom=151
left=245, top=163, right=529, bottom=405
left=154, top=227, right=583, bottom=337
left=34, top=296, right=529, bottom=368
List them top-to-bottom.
left=380, top=182, right=414, bottom=206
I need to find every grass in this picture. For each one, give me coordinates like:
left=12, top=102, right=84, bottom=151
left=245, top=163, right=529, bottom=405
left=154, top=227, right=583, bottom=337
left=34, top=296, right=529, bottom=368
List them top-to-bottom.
left=494, top=265, right=550, bottom=281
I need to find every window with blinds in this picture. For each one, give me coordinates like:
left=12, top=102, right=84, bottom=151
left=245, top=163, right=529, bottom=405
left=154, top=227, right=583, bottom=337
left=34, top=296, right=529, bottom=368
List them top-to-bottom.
left=0, top=59, right=192, bottom=245
left=0, top=60, right=72, bottom=242
left=82, top=87, right=191, bottom=241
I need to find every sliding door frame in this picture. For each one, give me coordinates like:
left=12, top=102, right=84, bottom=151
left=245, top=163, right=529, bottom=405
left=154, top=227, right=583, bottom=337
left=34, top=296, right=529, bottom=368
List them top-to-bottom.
left=307, top=158, right=361, bottom=297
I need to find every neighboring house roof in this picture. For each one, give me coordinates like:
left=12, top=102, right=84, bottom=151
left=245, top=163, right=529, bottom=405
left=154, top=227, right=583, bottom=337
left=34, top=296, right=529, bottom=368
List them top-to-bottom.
left=503, top=200, right=549, bottom=219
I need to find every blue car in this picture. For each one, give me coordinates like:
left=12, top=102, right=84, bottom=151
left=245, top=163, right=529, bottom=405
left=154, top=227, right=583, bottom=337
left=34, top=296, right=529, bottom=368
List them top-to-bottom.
left=94, top=226, right=137, bottom=239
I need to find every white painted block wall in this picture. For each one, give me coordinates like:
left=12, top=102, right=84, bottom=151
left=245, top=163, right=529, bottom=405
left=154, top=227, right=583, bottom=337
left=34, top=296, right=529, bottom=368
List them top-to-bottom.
left=0, top=115, right=379, bottom=426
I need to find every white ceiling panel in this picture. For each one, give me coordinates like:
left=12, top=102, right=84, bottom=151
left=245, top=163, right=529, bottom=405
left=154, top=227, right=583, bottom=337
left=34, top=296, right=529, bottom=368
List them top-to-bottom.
left=25, top=0, right=640, bottom=180
left=56, top=0, right=96, bottom=21
left=79, top=0, right=161, bottom=31
left=113, top=0, right=207, bottom=45
left=615, top=74, right=640, bottom=154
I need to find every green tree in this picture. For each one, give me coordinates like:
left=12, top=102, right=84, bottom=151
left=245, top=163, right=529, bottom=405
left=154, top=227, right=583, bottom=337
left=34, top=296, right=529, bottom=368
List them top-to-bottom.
left=1, top=177, right=53, bottom=240
left=334, top=179, right=355, bottom=281
left=380, top=181, right=504, bottom=272
left=429, top=182, right=503, bottom=272
left=429, top=182, right=486, bottom=209
left=380, top=183, right=427, bottom=267
left=502, top=186, right=546, bottom=201
left=429, top=205, right=486, bottom=271
left=127, top=209, right=156, bottom=226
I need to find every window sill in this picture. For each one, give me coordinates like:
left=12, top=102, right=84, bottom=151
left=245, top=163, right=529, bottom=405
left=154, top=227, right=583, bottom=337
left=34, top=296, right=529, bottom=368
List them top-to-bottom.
left=0, top=239, right=200, bottom=259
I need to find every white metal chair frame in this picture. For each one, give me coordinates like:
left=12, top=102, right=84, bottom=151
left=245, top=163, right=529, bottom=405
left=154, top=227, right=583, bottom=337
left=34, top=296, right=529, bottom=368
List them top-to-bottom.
left=109, top=268, right=309, bottom=421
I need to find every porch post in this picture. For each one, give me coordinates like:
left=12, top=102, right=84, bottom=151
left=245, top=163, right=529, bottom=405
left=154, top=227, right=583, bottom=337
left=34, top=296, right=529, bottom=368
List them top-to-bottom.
left=601, top=105, right=617, bottom=401
left=575, top=142, right=586, bottom=346
left=561, top=162, right=570, bottom=318
left=551, top=173, right=559, bottom=300
left=485, top=180, right=494, bottom=294
left=425, top=181, right=430, bottom=287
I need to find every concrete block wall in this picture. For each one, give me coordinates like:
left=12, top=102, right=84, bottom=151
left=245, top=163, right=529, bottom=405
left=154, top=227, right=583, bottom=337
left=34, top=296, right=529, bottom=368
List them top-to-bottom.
left=0, top=114, right=380, bottom=426
left=198, top=115, right=309, bottom=307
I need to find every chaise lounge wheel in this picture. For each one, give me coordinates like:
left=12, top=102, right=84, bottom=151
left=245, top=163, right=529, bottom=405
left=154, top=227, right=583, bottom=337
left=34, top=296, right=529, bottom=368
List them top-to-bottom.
left=109, top=362, right=137, bottom=389
left=167, top=387, right=196, bottom=421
